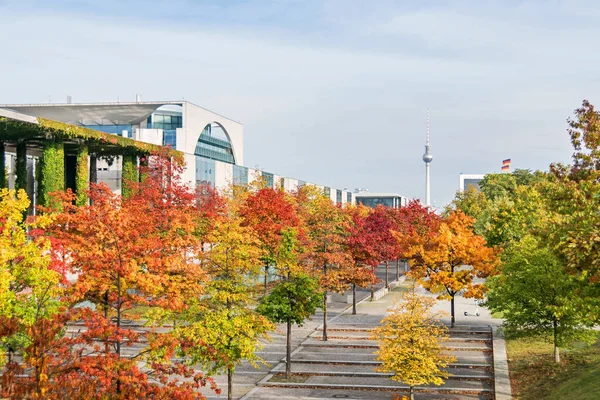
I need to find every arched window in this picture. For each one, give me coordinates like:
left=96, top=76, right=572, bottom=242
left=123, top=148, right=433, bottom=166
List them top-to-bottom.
left=194, top=123, right=235, bottom=164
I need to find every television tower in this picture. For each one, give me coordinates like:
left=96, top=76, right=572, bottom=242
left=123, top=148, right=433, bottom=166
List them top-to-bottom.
left=422, top=110, right=433, bottom=207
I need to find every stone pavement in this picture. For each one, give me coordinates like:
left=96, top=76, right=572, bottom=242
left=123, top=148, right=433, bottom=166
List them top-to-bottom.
left=200, top=274, right=511, bottom=400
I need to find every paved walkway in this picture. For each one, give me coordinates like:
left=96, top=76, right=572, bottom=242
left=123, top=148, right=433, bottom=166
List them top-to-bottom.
left=200, top=275, right=511, bottom=399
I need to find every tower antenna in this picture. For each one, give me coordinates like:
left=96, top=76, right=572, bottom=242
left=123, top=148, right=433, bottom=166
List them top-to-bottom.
left=422, top=109, right=433, bottom=207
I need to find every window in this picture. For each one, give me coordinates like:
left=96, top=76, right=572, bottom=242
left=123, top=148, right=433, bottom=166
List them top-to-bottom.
left=195, top=124, right=235, bottom=164
left=163, top=130, right=176, bottom=149
left=195, top=157, right=215, bottom=187
left=233, top=165, right=248, bottom=186
left=263, top=172, right=274, bottom=188
left=324, top=187, right=331, bottom=198
left=336, top=189, right=342, bottom=204
left=347, top=192, right=352, bottom=204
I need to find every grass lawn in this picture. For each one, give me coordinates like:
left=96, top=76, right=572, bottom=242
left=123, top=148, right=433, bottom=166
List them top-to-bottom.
left=506, top=334, right=600, bottom=399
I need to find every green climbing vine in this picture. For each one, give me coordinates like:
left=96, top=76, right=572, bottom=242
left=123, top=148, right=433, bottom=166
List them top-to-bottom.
left=0, top=117, right=182, bottom=161
left=39, top=138, right=65, bottom=209
left=0, top=142, right=6, bottom=189
left=75, top=145, right=89, bottom=206
left=121, top=154, right=138, bottom=199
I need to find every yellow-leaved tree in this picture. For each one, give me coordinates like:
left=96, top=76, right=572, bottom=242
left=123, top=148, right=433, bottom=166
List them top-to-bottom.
left=372, top=291, right=456, bottom=400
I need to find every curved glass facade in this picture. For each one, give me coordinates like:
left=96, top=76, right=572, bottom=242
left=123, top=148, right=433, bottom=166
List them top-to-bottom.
left=194, top=124, right=235, bottom=164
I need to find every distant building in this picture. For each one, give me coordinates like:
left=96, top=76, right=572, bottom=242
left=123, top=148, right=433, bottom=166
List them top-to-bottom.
left=0, top=100, right=355, bottom=205
left=459, top=174, right=485, bottom=192
left=355, top=192, right=408, bottom=209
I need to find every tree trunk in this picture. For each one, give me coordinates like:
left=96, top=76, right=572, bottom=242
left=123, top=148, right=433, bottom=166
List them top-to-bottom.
left=396, top=259, right=400, bottom=281
left=385, top=261, right=389, bottom=288
left=264, top=265, right=268, bottom=296
left=370, top=282, right=374, bottom=301
left=352, top=284, right=357, bottom=315
left=322, top=291, right=328, bottom=341
left=450, top=295, right=455, bottom=328
left=286, top=319, right=292, bottom=378
left=553, top=320, right=560, bottom=363
left=228, top=368, right=233, bottom=400
left=410, top=385, right=415, bottom=400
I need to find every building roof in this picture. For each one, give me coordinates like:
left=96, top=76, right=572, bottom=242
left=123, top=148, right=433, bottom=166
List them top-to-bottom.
left=0, top=100, right=241, bottom=126
left=0, top=101, right=183, bottom=126
left=0, top=107, right=181, bottom=158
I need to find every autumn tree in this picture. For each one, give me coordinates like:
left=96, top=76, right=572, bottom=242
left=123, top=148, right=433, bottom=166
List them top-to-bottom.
left=547, top=100, right=600, bottom=293
left=44, top=156, right=215, bottom=398
left=295, top=185, right=351, bottom=341
left=444, top=185, right=488, bottom=222
left=240, top=188, right=301, bottom=295
left=0, top=189, right=65, bottom=399
left=177, top=204, right=272, bottom=400
left=345, top=205, right=379, bottom=313
left=368, top=205, right=397, bottom=289
left=405, top=211, right=499, bottom=327
left=486, top=235, right=596, bottom=363
left=258, top=272, right=321, bottom=378
left=372, top=291, right=456, bottom=400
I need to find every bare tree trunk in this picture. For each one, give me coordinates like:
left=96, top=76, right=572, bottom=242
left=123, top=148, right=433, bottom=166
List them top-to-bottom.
left=396, top=259, right=400, bottom=281
left=385, top=261, right=389, bottom=288
left=323, top=263, right=328, bottom=341
left=264, top=265, right=268, bottom=296
left=370, top=266, right=375, bottom=300
left=352, top=284, right=357, bottom=315
left=322, top=291, right=328, bottom=341
left=450, top=295, right=455, bottom=328
left=286, top=319, right=292, bottom=378
left=553, top=320, right=560, bottom=363
left=228, top=368, right=233, bottom=400
left=410, top=386, right=415, bottom=400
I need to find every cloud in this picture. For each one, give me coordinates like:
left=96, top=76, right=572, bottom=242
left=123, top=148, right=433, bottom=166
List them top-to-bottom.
left=0, top=1, right=591, bottom=208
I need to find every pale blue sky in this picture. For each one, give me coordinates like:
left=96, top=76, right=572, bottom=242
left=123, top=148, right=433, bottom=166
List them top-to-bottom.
left=1, top=0, right=596, bottom=207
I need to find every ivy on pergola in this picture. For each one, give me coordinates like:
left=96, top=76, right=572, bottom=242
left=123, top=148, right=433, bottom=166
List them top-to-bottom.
left=0, top=116, right=182, bottom=207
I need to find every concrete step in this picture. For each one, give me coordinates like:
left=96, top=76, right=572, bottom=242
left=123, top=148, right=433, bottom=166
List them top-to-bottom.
left=303, top=338, right=492, bottom=351
left=290, top=351, right=492, bottom=366
left=270, top=364, right=493, bottom=380
left=260, top=375, right=493, bottom=392
left=246, top=386, right=488, bottom=399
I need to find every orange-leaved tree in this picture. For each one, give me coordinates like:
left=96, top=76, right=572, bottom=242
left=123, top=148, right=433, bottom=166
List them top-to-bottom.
left=44, top=156, right=217, bottom=398
left=295, top=185, right=351, bottom=341
left=240, top=188, right=301, bottom=295
left=344, top=204, right=378, bottom=314
left=405, top=210, right=499, bottom=327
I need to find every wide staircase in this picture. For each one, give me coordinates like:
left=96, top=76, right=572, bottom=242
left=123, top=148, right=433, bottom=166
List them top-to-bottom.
left=249, top=323, right=495, bottom=399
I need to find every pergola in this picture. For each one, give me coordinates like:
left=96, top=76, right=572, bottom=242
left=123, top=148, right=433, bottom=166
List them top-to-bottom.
left=0, top=108, right=182, bottom=208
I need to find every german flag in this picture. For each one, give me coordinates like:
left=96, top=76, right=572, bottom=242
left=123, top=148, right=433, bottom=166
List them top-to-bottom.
left=501, top=158, right=511, bottom=172
left=501, top=165, right=510, bottom=171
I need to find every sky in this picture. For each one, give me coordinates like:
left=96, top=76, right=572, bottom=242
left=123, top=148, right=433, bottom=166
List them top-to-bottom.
left=0, top=0, right=597, bottom=208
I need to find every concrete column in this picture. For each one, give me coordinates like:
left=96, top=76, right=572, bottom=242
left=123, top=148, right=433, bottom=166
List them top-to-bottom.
left=39, top=138, right=65, bottom=208
left=15, top=142, right=27, bottom=191
left=75, top=145, right=89, bottom=206
left=89, top=154, right=97, bottom=185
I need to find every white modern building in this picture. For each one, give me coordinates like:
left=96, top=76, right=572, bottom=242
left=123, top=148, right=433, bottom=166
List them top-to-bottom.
left=0, top=100, right=355, bottom=204
left=459, top=173, right=485, bottom=192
